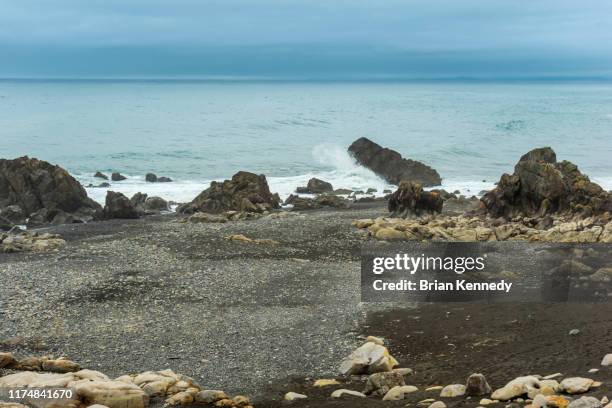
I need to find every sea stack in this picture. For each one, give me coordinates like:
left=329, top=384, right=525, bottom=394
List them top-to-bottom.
left=348, top=137, right=441, bottom=186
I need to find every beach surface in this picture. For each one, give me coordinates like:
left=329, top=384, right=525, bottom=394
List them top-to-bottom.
left=1, top=202, right=611, bottom=407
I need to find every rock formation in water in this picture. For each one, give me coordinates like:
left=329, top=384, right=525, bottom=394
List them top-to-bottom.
left=348, top=137, right=441, bottom=186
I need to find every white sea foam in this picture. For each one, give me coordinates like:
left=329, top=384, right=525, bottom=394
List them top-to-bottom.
left=80, top=144, right=500, bottom=207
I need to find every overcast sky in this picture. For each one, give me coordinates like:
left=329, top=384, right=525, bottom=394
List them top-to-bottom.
left=1, top=0, right=611, bottom=78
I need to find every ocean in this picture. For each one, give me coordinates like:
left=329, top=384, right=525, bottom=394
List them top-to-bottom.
left=1, top=79, right=611, bottom=205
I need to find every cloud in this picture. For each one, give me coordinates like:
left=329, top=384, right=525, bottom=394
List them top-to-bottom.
left=1, top=0, right=611, bottom=77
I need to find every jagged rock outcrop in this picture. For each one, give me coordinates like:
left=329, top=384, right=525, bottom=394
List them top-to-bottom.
left=348, top=137, right=441, bottom=186
left=481, top=147, right=612, bottom=219
left=0, top=156, right=101, bottom=226
left=178, top=171, right=280, bottom=214
left=388, top=182, right=443, bottom=217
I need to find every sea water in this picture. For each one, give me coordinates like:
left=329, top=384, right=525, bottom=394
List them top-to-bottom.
left=1, top=79, right=611, bottom=204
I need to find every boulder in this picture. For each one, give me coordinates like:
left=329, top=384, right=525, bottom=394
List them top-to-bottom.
left=348, top=137, right=441, bottom=186
left=481, top=147, right=612, bottom=219
left=0, top=156, right=101, bottom=225
left=178, top=171, right=279, bottom=214
left=94, top=172, right=108, bottom=180
left=111, top=172, right=126, bottom=181
left=145, top=173, right=157, bottom=182
left=157, top=176, right=172, bottom=182
left=296, top=178, right=333, bottom=194
left=388, top=182, right=443, bottom=217
left=103, top=191, right=139, bottom=219
left=129, top=192, right=147, bottom=215
left=144, top=196, right=169, bottom=213
left=1, top=231, right=66, bottom=253
left=340, top=340, right=399, bottom=375
left=0, top=352, right=17, bottom=368
left=601, top=353, right=612, bottom=366
left=363, top=371, right=405, bottom=396
left=466, top=373, right=492, bottom=396
left=491, top=376, right=540, bottom=401
left=559, top=377, right=594, bottom=394
left=71, top=379, right=148, bottom=408
left=440, top=384, right=466, bottom=397
left=383, top=385, right=419, bottom=401
left=195, top=390, right=228, bottom=404
left=568, top=397, right=602, bottom=408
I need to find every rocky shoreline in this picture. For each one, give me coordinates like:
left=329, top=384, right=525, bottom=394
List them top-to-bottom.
left=1, top=142, right=611, bottom=408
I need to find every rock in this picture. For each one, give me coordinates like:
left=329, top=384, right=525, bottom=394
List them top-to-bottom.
left=348, top=137, right=441, bottom=186
left=481, top=147, right=612, bottom=219
left=0, top=156, right=101, bottom=225
left=178, top=171, right=279, bottom=214
left=94, top=172, right=108, bottom=180
left=111, top=172, right=126, bottom=181
left=145, top=173, right=158, bottom=182
left=157, top=176, right=172, bottom=182
left=296, top=178, right=333, bottom=194
left=388, top=182, right=443, bottom=217
left=333, top=188, right=353, bottom=195
left=366, top=188, right=377, bottom=194
left=103, top=191, right=139, bottom=219
left=285, top=194, right=350, bottom=210
left=144, top=196, right=168, bottom=213
left=187, top=212, right=228, bottom=223
left=352, top=219, right=375, bottom=228
left=375, top=228, right=406, bottom=241
left=1, top=231, right=66, bottom=253
left=226, top=234, right=279, bottom=245
left=569, top=329, right=581, bottom=335
left=366, top=335, right=385, bottom=345
left=339, top=341, right=399, bottom=375
left=0, top=352, right=16, bottom=368
left=602, top=353, right=612, bottom=366
left=41, top=358, right=81, bottom=373
left=393, top=368, right=414, bottom=376
left=588, top=369, right=599, bottom=373
left=363, top=371, right=405, bottom=396
left=466, top=373, right=492, bottom=396
left=491, top=376, right=541, bottom=401
left=560, top=377, right=594, bottom=394
left=72, top=379, right=148, bottom=408
left=314, top=379, right=340, bottom=387
left=440, top=384, right=466, bottom=398
left=383, top=385, right=419, bottom=400
left=426, top=386, right=444, bottom=392
left=165, top=389, right=198, bottom=405
left=330, top=389, right=366, bottom=398
left=195, top=390, right=228, bottom=404
left=284, top=392, right=307, bottom=401
left=232, top=395, right=251, bottom=406
left=547, top=395, right=571, bottom=408
left=568, top=397, right=602, bottom=408
left=480, top=399, right=496, bottom=405
left=429, top=401, right=447, bottom=408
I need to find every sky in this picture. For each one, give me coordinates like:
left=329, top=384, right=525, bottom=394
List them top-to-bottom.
left=1, top=0, right=611, bottom=79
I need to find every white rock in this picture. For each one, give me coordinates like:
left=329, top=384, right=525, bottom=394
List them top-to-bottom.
left=569, top=329, right=581, bottom=335
left=366, top=336, right=385, bottom=346
left=339, top=342, right=398, bottom=375
left=602, top=354, right=612, bottom=366
left=588, top=369, right=599, bottom=373
left=544, top=373, right=563, bottom=380
left=491, top=376, right=540, bottom=401
left=560, top=377, right=594, bottom=394
left=440, top=384, right=466, bottom=397
left=383, top=385, right=419, bottom=401
left=331, top=389, right=366, bottom=398
left=284, top=392, right=307, bottom=401
left=532, top=394, right=548, bottom=408
left=568, top=396, right=602, bottom=408
left=479, top=398, right=496, bottom=405
left=428, top=401, right=447, bottom=408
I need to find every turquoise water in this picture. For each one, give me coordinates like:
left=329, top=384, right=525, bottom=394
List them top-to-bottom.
left=1, top=80, right=611, bottom=203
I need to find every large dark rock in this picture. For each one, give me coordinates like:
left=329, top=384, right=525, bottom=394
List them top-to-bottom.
left=348, top=137, right=441, bottom=186
left=481, top=147, right=612, bottom=218
left=0, top=156, right=101, bottom=225
left=94, top=171, right=108, bottom=180
left=178, top=171, right=280, bottom=214
left=111, top=172, right=126, bottom=181
left=296, top=177, right=334, bottom=194
left=388, top=181, right=443, bottom=217
left=103, top=191, right=139, bottom=219
left=284, top=194, right=350, bottom=210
